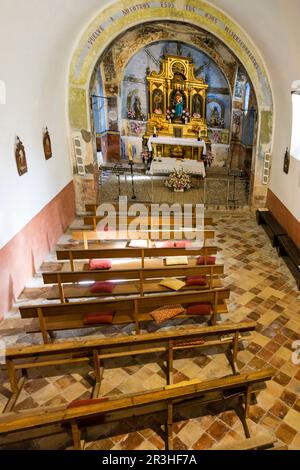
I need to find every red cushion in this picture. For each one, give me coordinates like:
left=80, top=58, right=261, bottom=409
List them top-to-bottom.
left=99, top=224, right=110, bottom=232
left=155, top=241, right=175, bottom=248
left=175, top=241, right=193, bottom=248
left=197, top=256, right=216, bottom=265
left=89, top=259, right=112, bottom=270
left=185, top=275, right=207, bottom=286
left=90, top=281, right=115, bottom=294
left=186, top=303, right=212, bottom=315
left=83, top=310, right=114, bottom=325
left=67, top=398, right=109, bottom=409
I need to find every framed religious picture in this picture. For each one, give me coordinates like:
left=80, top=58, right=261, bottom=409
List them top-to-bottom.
left=43, top=127, right=53, bottom=160
left=15, top=137, right=28, bottom=176
left=283, top=147, right=290, bottom=174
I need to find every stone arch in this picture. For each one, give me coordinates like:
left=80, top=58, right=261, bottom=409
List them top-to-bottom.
left=68, top=0, right=274, bottom=210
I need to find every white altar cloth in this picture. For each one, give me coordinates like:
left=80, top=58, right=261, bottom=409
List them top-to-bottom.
left=147, top=136, right=206, bottom=155
left=149, top=157, right=206, bottom=177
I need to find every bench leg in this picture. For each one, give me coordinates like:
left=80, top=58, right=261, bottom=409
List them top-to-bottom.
left=256, top=211, right=262, bottom=226
left=167, top=341, right=174, bottom=385
left=6, top=359, right=19, bottom=395
left=234, top=398, right=251, bottom=439
left=165, top=402, right=173, bottom=450
left=71, top=420, right=82, bottom=450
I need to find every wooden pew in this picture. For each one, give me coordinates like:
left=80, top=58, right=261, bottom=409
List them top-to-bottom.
left=85, top=202, right=157, bottom=214
left=85, top=203, right=211, bottom=218
left=256, top=209, right=287, bottom=247
left=83, top=214, right=213, bottom=230
left=71, top=229, right=215, bottom=249
left=277, top=235, right=300, bottom=290
left=56, top=245, right=219, bottom=271
left=41, top=264, right=225, bottom=301
left=20, top=289, right=231, bottom=342
left=2, top=321, right=256, bottom=412
left=0, top=369, right=274, bottom=450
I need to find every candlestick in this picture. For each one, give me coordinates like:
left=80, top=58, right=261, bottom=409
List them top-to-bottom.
left=153, top=126, right=157, bottom=137
left=198, top=130, right=201, bottom=142
left=128, top=144, right=133, bottom=161
left=129, top=160, right=136, bottom=200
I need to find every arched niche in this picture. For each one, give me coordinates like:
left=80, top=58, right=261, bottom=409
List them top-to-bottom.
left=68, top=0, right=274, bottom=210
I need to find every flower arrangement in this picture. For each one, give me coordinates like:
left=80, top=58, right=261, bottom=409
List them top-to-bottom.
left=127, top=108, right=136, bottom=120
left=166, top=108, right=176, bottom=122
left=181, top=109, right=190, bottom=123
left=129, top=121, right=146, bottom=136
left=165, top=169, right=192, bottom=192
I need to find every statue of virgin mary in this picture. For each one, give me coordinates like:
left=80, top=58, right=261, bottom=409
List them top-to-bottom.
left=174, top=92, right=184, bottom=117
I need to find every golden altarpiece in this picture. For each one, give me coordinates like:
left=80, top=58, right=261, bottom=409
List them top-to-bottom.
left=145, top=55, right=209, bottom=160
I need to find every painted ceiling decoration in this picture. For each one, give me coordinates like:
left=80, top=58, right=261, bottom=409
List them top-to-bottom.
left=98, top=22, right=238, bottom=95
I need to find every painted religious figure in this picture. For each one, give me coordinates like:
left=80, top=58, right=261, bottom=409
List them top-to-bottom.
left=153, top=89, right=164, bottom=115
left=43, top=127, right=53, bottom=160
left=15, top=137, right=28, bottom=176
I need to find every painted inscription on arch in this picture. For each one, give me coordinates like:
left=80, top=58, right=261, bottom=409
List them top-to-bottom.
left=84, top=1, right=260, bottom=74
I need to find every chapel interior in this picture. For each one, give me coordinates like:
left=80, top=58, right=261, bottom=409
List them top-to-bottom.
left=0, top=0, right=300, bottom=452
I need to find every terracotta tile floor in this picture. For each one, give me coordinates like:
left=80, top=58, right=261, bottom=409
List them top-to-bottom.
left=0, top=211, right=299, bottom=450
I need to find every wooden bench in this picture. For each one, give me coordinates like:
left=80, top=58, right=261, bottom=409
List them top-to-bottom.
left=85, top=202, right=162, bottom=214
left=85, top=203, right=212, bottom=218
left=256, top=209, right=287, bottom=247
left=83, top=214, right=213, bottom=230
left=71, top=229, right=215, bottom=249
left=277, top=235, right=300, bottom=289
left=56, top=245, right=219, bottom=271
left=41, top=264, right=225, bottom=301
left=20, top=289, right=231, bottom=342
left=2, top=321, right=256, bottom=412
left=0, top=368, right=274, bottom=450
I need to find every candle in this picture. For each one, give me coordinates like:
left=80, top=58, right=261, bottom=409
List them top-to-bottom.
left=154, top=126, right=157, bottom=135
left=198, top=130, right=201, bottom=139
left=128, top=145, right=133, bottom=161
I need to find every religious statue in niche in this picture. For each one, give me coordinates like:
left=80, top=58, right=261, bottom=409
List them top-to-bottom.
left=153, top=89, right=164, bottom=115
left=174, top=91, right=184, bottom=118
left=192, top=94, right=203, bottom=118
left=133, top=96, right=143, bottom=121
left=210, top=106, right=220, bottom=127
left=43, top=127, right=53, bottom=160
left=15, top=137, right=28, bottom=176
